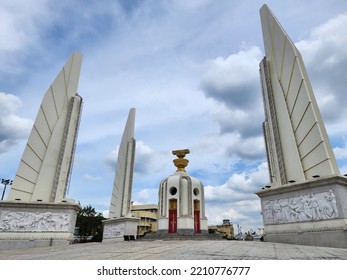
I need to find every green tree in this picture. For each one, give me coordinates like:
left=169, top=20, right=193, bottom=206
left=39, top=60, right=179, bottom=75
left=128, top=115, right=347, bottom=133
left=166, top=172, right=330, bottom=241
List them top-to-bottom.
left=75, top=204, right=105, bottom=243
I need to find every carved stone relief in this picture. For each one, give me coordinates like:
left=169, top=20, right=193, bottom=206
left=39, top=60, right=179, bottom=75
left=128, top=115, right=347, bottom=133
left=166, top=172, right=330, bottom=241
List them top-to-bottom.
left=263, top=189, right=339, bottom=225
left=0, top=211, right=70, bottom=232
left=103, top=223, right=125, bottom=238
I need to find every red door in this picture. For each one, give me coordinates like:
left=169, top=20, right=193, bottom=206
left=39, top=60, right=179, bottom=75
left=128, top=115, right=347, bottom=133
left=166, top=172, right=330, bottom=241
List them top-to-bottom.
left=169, top=209, right=177, bottom=233
left=194, top=210, right=201, bottom=233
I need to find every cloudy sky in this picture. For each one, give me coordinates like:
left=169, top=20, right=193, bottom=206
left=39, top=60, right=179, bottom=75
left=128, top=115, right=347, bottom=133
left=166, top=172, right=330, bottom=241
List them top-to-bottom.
left=1, top=0, right=347, bottom=233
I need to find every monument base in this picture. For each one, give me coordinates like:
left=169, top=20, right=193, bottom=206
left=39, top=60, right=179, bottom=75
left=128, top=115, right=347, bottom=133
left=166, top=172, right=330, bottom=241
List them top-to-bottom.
left=256, top=175, right=347, bottom=248
left=0, top=201, right=80, bottom=250
left=102, top=216, right=140, bottom=242
left=157, top=217, right=209, bottom=236
left=156, top=229, right=209, bottom=236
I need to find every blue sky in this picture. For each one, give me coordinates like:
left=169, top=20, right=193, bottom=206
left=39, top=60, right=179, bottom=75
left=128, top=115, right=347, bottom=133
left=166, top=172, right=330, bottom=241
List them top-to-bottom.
left=1, top=0, right=347, bottom=233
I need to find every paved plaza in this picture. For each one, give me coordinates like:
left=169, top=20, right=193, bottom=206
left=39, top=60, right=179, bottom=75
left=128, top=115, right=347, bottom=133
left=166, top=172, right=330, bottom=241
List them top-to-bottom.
left=1, top=240, right=347, bottom=260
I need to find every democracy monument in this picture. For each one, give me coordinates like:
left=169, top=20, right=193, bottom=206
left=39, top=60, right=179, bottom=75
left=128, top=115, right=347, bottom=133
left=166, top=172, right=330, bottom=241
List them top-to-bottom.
left=0, top=4, right=346, bottom=251
left=256, top=5, right=347, bottom=248
left=102, top=108, right=208, bottom=241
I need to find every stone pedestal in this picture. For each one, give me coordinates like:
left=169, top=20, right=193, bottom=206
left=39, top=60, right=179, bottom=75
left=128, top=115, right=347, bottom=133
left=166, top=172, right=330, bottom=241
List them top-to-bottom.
left=256, top=175, right=347, bottom=248
left=0, top=201, right=80, bottom=250
left=102, top=216, right=139, bottom=242
left=157, top=217, right=209, bottom=236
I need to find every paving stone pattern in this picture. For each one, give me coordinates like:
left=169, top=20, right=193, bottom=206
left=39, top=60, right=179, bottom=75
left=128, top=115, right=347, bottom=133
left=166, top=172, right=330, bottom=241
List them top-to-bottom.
left=1, top=240, right=347, bottom=260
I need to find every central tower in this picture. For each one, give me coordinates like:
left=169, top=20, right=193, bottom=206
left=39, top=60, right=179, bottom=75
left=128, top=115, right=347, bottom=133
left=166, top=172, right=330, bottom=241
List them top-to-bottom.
left=157, top=149, right=208, bottom=235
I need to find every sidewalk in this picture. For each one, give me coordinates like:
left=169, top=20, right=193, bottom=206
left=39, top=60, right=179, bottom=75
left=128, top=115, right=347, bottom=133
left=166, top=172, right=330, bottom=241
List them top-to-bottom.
left=1, top=240, right=347, bottom=260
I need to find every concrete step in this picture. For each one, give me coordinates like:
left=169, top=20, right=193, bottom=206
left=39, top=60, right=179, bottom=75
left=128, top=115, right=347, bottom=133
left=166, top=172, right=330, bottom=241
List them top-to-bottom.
left=138, top=233, right=225, bottom=241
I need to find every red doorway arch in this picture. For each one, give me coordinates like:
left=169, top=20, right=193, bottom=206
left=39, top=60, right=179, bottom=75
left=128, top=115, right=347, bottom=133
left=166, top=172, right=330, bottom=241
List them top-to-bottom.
left=169, top=199, right=177, bottom=233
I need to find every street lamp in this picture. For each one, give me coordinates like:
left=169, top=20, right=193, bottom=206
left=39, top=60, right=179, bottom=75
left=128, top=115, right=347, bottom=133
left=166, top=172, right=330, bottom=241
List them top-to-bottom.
left=1, top=178, right=13, bottom=200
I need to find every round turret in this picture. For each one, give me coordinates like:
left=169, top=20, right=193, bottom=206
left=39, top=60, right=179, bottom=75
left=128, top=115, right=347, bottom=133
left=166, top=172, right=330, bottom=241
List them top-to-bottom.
left=157, top=149, right=208, bottom=235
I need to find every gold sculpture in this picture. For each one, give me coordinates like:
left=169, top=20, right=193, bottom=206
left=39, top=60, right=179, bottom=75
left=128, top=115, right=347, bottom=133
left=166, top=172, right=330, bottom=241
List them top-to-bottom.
left=172, top=149, right=190, bottom=172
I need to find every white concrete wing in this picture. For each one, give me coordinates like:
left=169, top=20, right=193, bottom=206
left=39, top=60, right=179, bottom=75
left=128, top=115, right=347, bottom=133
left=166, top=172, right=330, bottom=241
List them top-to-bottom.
left=260, top=5, right=339, bottom=183
left=8, top=52, right=83, bottom=202
left=108, top=108, right=136, bottom=219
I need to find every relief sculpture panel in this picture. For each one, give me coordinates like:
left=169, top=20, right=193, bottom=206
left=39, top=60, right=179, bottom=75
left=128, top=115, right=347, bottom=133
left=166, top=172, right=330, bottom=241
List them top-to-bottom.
left=263, top=189, right=339, bottom=224
left=0, top=211, right=70, bottom=232
left=103, top=223, right=125, bottom=238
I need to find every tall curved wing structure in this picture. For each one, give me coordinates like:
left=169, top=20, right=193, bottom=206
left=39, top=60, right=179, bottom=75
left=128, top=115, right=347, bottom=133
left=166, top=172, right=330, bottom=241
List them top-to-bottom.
left=259, top=5, right=339, bottom=185
left=8, top=52, right=83, bottom=202
left=108, top=108, right=136, bottom=219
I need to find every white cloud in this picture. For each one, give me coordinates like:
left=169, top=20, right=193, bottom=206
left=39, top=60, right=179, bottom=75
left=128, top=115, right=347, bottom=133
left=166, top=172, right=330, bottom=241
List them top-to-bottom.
left=0, top=0, right=51, bottom=74
left=0, top=0, right=48, bottom=51
left=170, top=0, right=211, bottom=10
left=296, top=12, right=347, bottom=129
left=296, top=12, right=347, bottom=69
left=198, top=45, right=266, bottom=164
left=201, top=45, right=263, bottom=110
left=0, top=92, right=33, bottom=153
left=0, top=92, right=21, bottom=113
left=225, top=134, right=265, bottom=160
left=104, top=140, right=157, bottom=175
left=134, top=141, right=155, bottom=174
left=333, top=141, right=347, bottom=174
left=334, top=146, right=347, bottom=161
left=104, top=148, right=118, bottom=170
left=204, top=162, right=267, bottom=229
left=206, top=162, right=268, bottom=199
left=339, top=166, right=347, bottom=175
left=82, top=174, right=101, bottom=182
left=132, top=188, right=158, bottom=205
left=206, top=199, right=262, bottom=230
left=207, top=205, right=249, bottom=224
left=102, top=210, right=109, bottom=219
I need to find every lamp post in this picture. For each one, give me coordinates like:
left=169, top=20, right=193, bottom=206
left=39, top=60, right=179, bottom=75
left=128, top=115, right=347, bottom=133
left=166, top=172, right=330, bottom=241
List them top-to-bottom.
left=1, top=178, right=13, bottom=200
